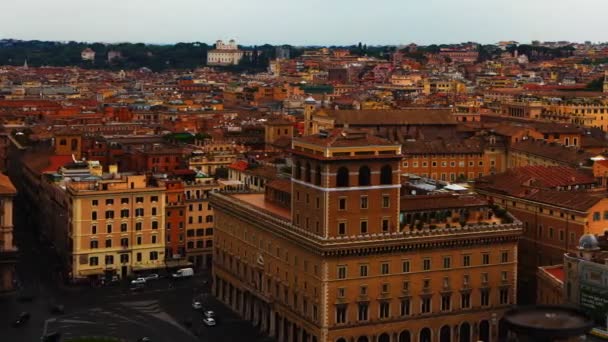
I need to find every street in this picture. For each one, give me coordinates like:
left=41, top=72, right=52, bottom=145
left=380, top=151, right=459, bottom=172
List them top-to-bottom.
left=0, top=193, right=275, bottom=342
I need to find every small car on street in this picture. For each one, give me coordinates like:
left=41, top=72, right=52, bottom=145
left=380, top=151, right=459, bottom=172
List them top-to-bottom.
left=131, top=277, right=147, bottom=285
left=12, top=312, right=30, bottom=327
left=202, top=317, right=216, bottom=327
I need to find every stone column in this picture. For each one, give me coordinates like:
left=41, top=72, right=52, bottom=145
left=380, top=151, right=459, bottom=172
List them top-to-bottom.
left=269, top=310, right=276, bottom=337
left=278, top=316, right=284, bottom=342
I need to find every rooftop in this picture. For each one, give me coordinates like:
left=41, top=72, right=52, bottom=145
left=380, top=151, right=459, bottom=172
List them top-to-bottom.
left=230, top=193, right=290, bottom=220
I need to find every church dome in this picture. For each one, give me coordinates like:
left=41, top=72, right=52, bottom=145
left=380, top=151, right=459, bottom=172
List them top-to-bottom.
left=578, top=233, right=599, bottom=251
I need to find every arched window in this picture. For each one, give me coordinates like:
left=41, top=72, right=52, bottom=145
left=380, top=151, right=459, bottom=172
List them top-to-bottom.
left=294, top=161, right=302, bottom=179
left=305, top=162, right=311, bottom=183
left=315, top=165, right=322, bottom=186
left=380, top=165, right=392, bottom=185
left=358, top=166, right=371, bottom=186
left=336, top=167, right=349, bottom=187
left=479, top=320, right=490, bottom=342
left=459, top=322, right=471, bottom=342
left=440, top=325, right=451, bottom=342
left=419, top=328, right=432, bottom=342
left=399, top=331, right=411, bottom=342
left=379, top=333, right=390, bottom=342
left=357, top=337, right=369, bottom=342
left=336, top=339, right=347, bottom=342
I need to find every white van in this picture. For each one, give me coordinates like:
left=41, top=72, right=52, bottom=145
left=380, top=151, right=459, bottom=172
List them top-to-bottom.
left=172, top=267, right=194, bottom=279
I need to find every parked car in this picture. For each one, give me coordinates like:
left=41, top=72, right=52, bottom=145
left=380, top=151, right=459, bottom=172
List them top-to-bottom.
left=171, top=267, right=194, bottom=279
left=144, top=273, right=160, bottom=281
left=131, top=277, right=147, bottom=285
left=192, top=300, right=203, bottom=310
left=203, top=310, right=215, bottom=318
left=12, top=312, right=30, bottom=327
left=202, top=317, right=216, bottom=327
left=137, top=338, right=151, bottom=342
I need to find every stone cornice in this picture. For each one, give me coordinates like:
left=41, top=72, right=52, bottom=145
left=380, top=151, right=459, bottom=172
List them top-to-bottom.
left=211, top=192, right=523, bottom=257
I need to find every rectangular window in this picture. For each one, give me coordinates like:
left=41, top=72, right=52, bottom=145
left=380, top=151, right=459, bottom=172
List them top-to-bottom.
left=382, top=195, right=390, bottom=208
left=151, top=196, right=158, bottom=202
left=360, top=196, right=368, bottom=209
left=136, top=197, right=144, bottom=203
left=121, top=198, right=129, bottom=204
left=338, top=198, right=347, bottom=210
left=106, top=199, right=114, bottom=205
left=92, top=200, right=98, bottom=206
left=105, top=211, right=114, bottom=219
left=593, top=212, right=601, bottom=221
left=381, top=218, right=389, bottom=232
left=360, top=220, right=368, bottom=234
left=338, top=222, right=346, bottom=235
left=120, top=223, right=127, bottom=232
left=150, top=251, right=158, bottom=260
left=501, top=251, right=509, bottom=263
left=136, top=252, right=142, bottom=262
left=482, top=253, right=490, bottom=265
left=120, top=254, right=129, bottom=263
left=463, top=254, right=471, bottom=266
left=105, top=255, right=114, bottom=265
left=443, top=256, right=451, bottom=269
left=89, top=257, right=98, bottom=266
left=423, top=258, right=431, bottom=271
left=402, top=260, right=410, bottom=273
left=381, top=262, right=389, bottom=275
left=359, top=264, right=368, bottom=277
left=337, top=265, right=347, bottom=279
left=360, top=285, right=368, bottom=295
left=337, top=287, right=346, bottom=298
left=500, top=288, right=509, bottom=304
left=481, top=290, right=490, bottom=306
left=461, top=293, right=471, bottom=309
left=441, top=294, right=451, bottom=311
left=421, top=297, right=431, bottom=313
left=400, top=298, right=411, bottom=316
left=379, top=302, right=390, bottom=319
left=358, top=303, right=369, bottom=321
left=336, top=306, right=346, bottom=324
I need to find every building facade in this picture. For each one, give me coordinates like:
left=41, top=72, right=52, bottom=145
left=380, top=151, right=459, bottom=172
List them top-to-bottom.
left=207, top=39, right=244, bottom=66
left=211, top=130, right=522, bottom=342
left=0, top=173, right=16, bottom=292
left=68, top=175, right=166, bottom=281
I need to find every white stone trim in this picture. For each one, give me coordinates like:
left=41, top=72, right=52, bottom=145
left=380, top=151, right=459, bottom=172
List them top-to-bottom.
left=292, top=179, right=401, bottom=192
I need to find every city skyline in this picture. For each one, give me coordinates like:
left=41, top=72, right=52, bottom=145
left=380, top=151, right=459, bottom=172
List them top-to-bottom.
left=1, top=0, right=607, bottom=45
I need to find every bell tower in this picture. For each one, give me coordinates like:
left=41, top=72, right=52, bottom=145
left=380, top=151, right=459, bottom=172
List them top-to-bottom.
left=303, top=96, right=316, bottom=136
left=54, top=129, right=82, bottom=160
left=290, top=129, right=402, bottom=239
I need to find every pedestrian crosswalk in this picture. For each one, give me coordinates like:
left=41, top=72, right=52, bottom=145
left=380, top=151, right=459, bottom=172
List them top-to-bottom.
left=43, top=299, right=197, bottom=342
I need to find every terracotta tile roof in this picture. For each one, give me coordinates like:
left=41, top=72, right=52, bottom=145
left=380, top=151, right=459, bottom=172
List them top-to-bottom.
left=317, top=108, right=457, bottom=126
left=295, top=129, right=398, bottom=148
left=402, top=138, right=483, bottom=154
left=511, top=140, right=594, bottom=167
left=228, top=160, right=248, bottom=172
left=244, top=165, right=278, bottom=180
left=478, top=165, right=596, bottom=190
left=0, top=173, right=16, bottom=195
left=266, top=179, right=291, bottom=194
left=401, top=194, right=487, bottom=212
left=541, top=265, right=565, bottom=282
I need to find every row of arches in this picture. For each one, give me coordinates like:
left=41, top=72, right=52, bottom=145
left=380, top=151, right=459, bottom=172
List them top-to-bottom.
left=294, top=161, right=394, bottom=187
left=335, top=321, right=490, bottom=342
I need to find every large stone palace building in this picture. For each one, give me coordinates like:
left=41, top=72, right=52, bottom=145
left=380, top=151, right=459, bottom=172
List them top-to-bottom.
left=210, top=129, right=522, bottom=342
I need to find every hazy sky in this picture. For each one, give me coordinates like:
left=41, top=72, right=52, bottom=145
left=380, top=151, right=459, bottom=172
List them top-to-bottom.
left=1, top=0, right=606, bottom=45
